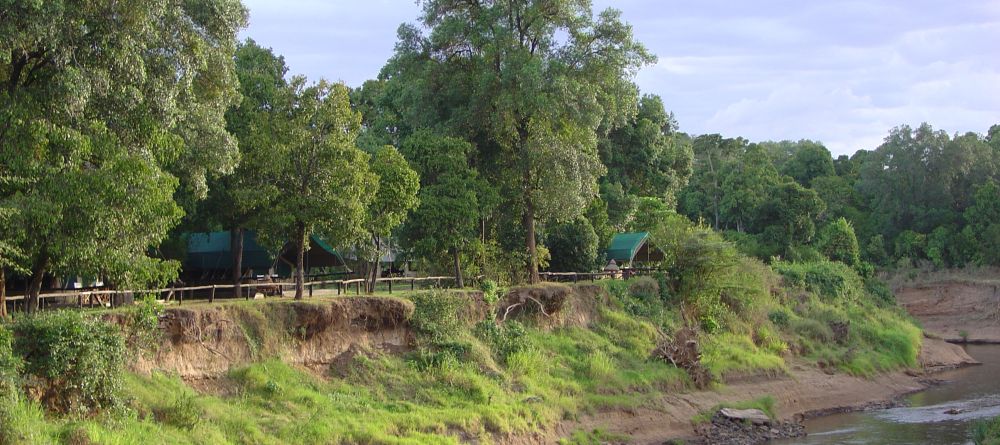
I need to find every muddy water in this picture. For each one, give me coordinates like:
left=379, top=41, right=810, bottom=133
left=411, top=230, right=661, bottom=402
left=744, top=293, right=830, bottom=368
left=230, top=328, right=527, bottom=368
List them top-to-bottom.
left=773, top=345, right=1000, bottom=445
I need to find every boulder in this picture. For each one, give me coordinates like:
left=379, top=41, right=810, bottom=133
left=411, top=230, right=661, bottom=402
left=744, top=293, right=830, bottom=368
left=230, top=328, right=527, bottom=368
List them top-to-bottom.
left=719, top=408, right=772, bottom=425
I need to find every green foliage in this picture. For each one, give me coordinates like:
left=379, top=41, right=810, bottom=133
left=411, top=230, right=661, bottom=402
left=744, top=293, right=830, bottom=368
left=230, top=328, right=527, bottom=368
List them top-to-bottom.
left=2, top=0, right=249, bottom=308
left=385, top=0, right=655, bottom=280
left=780, top=143, right=835, bottom=187
left=547, top=217, right=600, bottom=272
left=816, top=218, right=861, bottom=266
left=628, top=277, right=660, bottom=301
left=480, top=280, right=502, bottom=306
left=407, top=290, right=467, bottom=344
left=125, top=295, right=163, bottom=355
left=11, top=311, right=126, bottom=414
left=473, top=320, right=530, bottom=365
left=154, top=393, right=204, bottom=431
left=972, top=416, right=1000, bottom=445
left=559, top=428, right=631, bottom=445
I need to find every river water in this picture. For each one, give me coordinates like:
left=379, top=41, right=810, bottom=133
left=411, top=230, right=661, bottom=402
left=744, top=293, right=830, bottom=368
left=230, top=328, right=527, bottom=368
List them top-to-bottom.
left=773, top=345, right=1000, bottom=445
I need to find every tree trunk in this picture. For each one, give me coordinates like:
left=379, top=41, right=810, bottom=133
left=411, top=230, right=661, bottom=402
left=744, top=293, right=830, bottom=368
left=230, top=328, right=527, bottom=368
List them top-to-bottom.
left=523, top=195, right=539, bottom=284
left=294, top=223, right=306, bottom=300
left=231, top=227, right=244, bottom=298
left=366, top=236, right=381, bottom=294
left=452, top=247, right=464, bottom=288
left=27, top=255, right=48, bottom=313
left=0, top=267, right=6, bottom=319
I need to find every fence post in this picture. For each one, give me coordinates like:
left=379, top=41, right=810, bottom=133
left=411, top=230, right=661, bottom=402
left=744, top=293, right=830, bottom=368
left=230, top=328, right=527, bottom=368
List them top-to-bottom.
left=388, top=279, right=392, bottom=294
left=410, top=279, right=415, bottom=291
left=356, top=281, right=361, bottom=295
left=309, top=283, right=313, bottom=298
left=210, top=285, right=216, bottom=303
left=78, top=293, right=83, bottom=308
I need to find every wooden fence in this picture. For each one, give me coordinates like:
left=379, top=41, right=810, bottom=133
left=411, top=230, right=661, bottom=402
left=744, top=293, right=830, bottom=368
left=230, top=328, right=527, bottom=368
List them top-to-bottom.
left=4, top=269, right=656, bottom=312
left=3, top=275, right=461, bottom=311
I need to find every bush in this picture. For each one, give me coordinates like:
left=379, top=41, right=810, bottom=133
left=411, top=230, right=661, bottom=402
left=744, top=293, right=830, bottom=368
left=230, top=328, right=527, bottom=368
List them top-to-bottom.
left=546, top=216, right=600, bottom=272
left=816, top=218, right=860, bottom=266
left=628, top=277, right=659, bottom=301
left=864, top=278, right=895, bottom=307
left=480, top=280, right=501, bottom=306
left=408, top=290, right=466, bottom=344
left=126, top=294, right=163, bottom=354
left=767, top=309, right=790, bottom=328
left=11, top=311, right=127, bottom=414
left=790, top=318, right=834, bottom=342
left=473, top=320, right=530, bottom=364
left=0, top=324, right=19, bottom=396
left=154, top=392, right=203, bottom=430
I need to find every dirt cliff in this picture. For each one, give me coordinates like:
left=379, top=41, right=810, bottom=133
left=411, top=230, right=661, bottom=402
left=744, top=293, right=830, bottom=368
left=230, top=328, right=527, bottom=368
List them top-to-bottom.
left=896, top=280, right=1000, bottom=342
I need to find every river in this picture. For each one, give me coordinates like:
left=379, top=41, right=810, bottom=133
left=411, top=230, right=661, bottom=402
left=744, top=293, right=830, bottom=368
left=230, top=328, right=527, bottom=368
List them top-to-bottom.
left=773, top=345, right=1000, bottom=445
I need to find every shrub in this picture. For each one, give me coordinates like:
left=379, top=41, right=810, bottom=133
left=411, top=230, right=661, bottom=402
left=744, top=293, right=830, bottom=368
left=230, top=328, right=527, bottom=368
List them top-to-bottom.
left=816, top=218, right=861, bottom=266
left=628, top=277, right=660, bottom=301
left=864, top=278, right=895, bottom=307
left=480, top=280, right=501, bottom=306
left=408, top=290, right=466, bottom=344
left=126, top=294, right=163, bottom=354
left=767, top=309, right=790, bottom=328
left=11, top=311, right=127, bottom=414
left=790, top=318, right=834, bottom=343
left=473, top=320, right=530, bottom=364
left=0, top=324, right=19, bottom=396
left=154, top=392, right=203, bottom=430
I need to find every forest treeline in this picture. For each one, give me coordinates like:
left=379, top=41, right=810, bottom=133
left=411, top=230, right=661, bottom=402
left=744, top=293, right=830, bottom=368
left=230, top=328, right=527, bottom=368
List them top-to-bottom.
left=2, top=0, right=999, bottom=315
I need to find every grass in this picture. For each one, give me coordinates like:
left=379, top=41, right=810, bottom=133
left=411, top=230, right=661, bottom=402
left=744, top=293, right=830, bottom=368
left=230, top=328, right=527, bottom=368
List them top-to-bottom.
left=0, top=257, right=926, bottom=444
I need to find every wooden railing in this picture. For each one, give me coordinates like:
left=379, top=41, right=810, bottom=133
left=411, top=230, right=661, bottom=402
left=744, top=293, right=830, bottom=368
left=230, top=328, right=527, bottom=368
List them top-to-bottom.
left=4, top=270, right=655, bottom=312
left=3, top=275, right=461, bottom=311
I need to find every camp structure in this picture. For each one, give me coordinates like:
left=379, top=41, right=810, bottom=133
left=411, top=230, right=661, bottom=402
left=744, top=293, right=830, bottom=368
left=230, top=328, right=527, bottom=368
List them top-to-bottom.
left=182, top=230, right=349, bottom=282
left=605, top=232, right=664, bottom=268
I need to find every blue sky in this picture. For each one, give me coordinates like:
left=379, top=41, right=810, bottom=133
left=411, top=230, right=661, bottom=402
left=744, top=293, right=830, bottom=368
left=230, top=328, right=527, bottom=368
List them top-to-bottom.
left=240, top=0, right=999, bottom=155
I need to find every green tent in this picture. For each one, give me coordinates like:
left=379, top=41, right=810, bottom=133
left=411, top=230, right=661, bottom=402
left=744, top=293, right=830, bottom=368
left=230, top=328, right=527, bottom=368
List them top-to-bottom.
left=183, top=231, right=348, bottom=278
left=605, top=232, right=663, bottom=266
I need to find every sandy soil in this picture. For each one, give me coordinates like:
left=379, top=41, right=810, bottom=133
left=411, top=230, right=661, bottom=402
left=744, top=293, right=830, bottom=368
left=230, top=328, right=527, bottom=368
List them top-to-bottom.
left=896, top=280, right=1000, bottom=342
left=498, top=338, right=976, bottom=445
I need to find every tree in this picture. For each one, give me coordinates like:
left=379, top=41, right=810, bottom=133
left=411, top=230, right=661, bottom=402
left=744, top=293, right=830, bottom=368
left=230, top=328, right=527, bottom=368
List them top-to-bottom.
left=1, top=0, right=247, bottom=311
left=385, top=1, right=654, bottom=283
left=200, top=39, right=288, bottom=297
left=263, top=79, right=377, bottom=299
left=600, top=94, right=693, bottom=206
left=400, top=132, right=486, bottom=288
left=680, top=135, right=746, bottom=228
left=778, top=141, right=835, bottom=187
left=719, top=144, right=780, bottom=232
left=358, top=146, right=420, bottom=293
left=964, top=181, right=1000, bottom=265
left=755, top=182, right=826, bottom=252
left=631, top=197, right=673, bottom=233
left=546, top=217, right=599, bottom=273
left=816, top=218, right=860, bottom=267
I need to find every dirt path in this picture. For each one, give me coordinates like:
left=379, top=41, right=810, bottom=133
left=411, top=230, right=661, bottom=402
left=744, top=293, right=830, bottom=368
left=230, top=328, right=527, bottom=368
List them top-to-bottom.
left=896, top=280, right=1000, bottom=342
left=508, top=338, right=975, bottom=444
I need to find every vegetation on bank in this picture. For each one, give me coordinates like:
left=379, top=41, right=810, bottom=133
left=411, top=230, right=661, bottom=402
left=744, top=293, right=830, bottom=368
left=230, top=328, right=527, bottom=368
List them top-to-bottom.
left=0, top=238, right=922, bottom=444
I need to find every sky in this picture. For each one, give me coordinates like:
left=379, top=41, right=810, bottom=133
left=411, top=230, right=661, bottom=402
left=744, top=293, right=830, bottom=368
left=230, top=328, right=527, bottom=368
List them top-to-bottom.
left=240, top=0, right=1000, bottom=156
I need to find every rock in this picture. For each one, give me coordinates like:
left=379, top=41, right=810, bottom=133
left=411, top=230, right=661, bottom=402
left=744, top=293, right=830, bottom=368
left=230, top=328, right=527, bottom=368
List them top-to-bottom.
left=719, top=408, right=772, bottom=425
left=944, top=408, right=965, bottom=415
left=695, top=411, right=805, bottom=445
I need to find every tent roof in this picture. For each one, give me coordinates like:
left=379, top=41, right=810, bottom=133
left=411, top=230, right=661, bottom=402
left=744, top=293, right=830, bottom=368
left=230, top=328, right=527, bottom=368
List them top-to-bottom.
left=184, top=231, right=346, bottom=272
left=606, top=232, right=650, bottom=263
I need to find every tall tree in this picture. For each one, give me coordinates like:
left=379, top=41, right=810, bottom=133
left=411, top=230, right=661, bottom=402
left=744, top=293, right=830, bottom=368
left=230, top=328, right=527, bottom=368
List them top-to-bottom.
left=1, top=0, right=247, bottom=310
left=385, top=1, right=654, bottom=283
left=200, top=39, right=288, bottom=297
left=262, top=79, right=377, bottom=299
left=600, top=94, right=693, bottom=206
left=400, top=131, right=487, bottom=288
left=680, top=135, right=746, bottom=229
left=779, top=142, right=835, bottom=187
left=358, top=146, right=420, bottom=293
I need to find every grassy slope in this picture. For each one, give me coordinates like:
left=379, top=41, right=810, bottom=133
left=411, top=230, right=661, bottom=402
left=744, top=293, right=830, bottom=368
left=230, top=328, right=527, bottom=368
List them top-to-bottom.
left=0, top=259, right=922, bottom=444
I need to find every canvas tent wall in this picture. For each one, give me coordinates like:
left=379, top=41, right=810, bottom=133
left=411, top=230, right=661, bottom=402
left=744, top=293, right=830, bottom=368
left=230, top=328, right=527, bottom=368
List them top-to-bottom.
left=183, top=231, right=348, bottom=281
left=605, top=232, right=664, bottom=267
